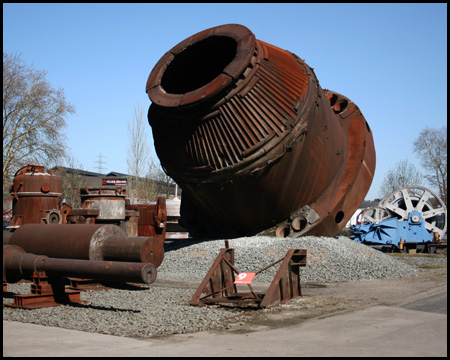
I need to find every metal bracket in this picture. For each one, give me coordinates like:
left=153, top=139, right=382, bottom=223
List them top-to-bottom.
left=190, top=247, right=307, bottom=309
left=3, top=271, right=86, bottom=309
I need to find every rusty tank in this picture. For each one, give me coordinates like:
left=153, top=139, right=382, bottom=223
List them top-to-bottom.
left=145, top=24, right=376, bottom=238
left=7, top=165, right=69, bottom=228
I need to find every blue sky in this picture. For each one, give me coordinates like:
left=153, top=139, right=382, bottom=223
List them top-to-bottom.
left=3, top=3, right=447, bottom=200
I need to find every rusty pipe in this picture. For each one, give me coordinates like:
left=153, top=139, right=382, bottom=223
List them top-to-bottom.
left=146, top=24, right=376, bottom=237
left=6, top=224, right=163, bottom=264
left=3, top=231, right=13, bottom=245
left=100, top=236, right=164, bottom=267
left=3, top=244, right=47, bottom=283
left=3, top=245, right=157, bottom=284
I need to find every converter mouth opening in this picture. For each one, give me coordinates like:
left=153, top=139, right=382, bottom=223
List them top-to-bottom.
left=146, top=24, right=255, bottom=108
left=161, top=36, right=237, bottom=95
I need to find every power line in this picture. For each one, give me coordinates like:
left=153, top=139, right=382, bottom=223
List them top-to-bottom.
left=95, top=152, right=107, bottom=173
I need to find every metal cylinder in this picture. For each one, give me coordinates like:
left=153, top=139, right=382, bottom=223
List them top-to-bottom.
left=146, top=24, right=376, bottom=237
left=8, top=165, right=63, bottom=228
left=79, top=187, right=126, bottom=221
left=7, top=224, right=161, bottom=264
left=7, top=224, right=124, bottom=260
left=3, top=231, right=13, bottom=245
left=100, top=236, right=164, bottom=267
left=3, top=244, right=47, bottom=283
left=3, top=245, right=157, bottom=284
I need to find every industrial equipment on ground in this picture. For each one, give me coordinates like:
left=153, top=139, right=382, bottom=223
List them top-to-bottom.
left=4, top=23, right=381, bottom=310
left=146, top=23, right=376, bottom=239
left=3, top=164, right=169, bottom=306
left=7, top=164, right=71, bottom=228
left=350, top=186, right=447, bottom=253
left=190, top=243, right=307, bottom=309
left=3, top=244, right=156, bottom=309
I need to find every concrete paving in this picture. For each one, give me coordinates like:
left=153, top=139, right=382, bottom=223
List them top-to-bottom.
left=3, top=298, right=447, bottom=357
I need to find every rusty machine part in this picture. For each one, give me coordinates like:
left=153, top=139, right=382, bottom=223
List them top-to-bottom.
left=146, top=24, right=376, bottom=238
left=7, top=164, right=69, bottom=228
left=6, top=166, right=169, bottom=242
left=67, top=186, right=142, bottom=237
left=78, top=186, right=127, bottom=221
left=67, top=189, right=167, bottom=241
left=126, top=196, right=167, bottom=242
left=5, top=223, right=164, bottom=267
left=3, top=245, right=157, bottom=309
left=3, top=245, right=157, bottom=284
left=190, top=247, right=307, bottom=309
left=4, top=269, right=84, bottom=309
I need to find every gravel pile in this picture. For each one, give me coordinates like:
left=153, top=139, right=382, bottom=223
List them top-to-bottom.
left=3, top=235, right=446, bottom=338
left=160, top=236, right=422, bottom=283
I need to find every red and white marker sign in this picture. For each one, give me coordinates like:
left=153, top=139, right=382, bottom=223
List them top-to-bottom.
left=234, top=272, right=256, bottom=284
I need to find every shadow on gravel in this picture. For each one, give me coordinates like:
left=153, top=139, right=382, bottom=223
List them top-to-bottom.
left=164, top=237, right=228, bottom=252
left=96, top=282, right=150, bottom=291
left=2, top=290, right=15, bottom=299
left=69, top=302, right=142, bottom=313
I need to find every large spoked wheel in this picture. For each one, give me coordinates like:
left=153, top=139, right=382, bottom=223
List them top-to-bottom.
left=378, top=186, right=447, bottom=239
left=357, top=207, right=391, bottom=225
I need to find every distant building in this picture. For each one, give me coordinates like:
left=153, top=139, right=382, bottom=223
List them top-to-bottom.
left=50, top=166, right=177, bottom=202
left=51, top=166, right=130, bottom=189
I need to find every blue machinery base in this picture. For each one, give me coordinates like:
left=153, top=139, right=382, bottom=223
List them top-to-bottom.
left=350, top=211, right=442, bottom=253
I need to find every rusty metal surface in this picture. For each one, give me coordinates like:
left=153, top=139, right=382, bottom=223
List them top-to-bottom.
left=146, top=24, right=376, bottom=237
left=7, top=165, right=65, bottom=228
left=6, top=167, right=168, bottom=247
left=79, top=187, right=127, bottom=221
left=126, top=196, right=167, bottom=243
left=5, top=223, right=162, bottom=264
left=7, top=224, right=124, bottom=260
left=2, top=231, right=13, bottom=245
left=99, top=235, right=164, bottom=267
left=3, top=245, right=157, bottom=284
left=190, top=247, right=307, bottom=308
left=189, top=248, right=237, bottom=306
left=259, top=249, right=306, bottom=308
left=4, top=270, right=83, bottom=309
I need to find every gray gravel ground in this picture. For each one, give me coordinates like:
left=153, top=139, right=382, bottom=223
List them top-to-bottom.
left=3, top=236, right=447, bottom=338
left=159, top=236, right=426, bottom=283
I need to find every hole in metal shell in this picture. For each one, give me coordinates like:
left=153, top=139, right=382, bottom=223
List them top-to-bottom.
left=161, top=36, right=237, bottom=94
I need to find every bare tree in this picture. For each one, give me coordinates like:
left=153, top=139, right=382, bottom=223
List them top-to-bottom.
left=3, top=52, right=75, bottom=199
left=127, top=104, right=156, bottom=201
left=127, top=104, right=176, bottom=201
left=127, top=105, right=149, bottom=178
left=413, top=126, right=447, bottom=205
left=52, top=156, right=87, bottom=208
left=378, top=159, right=424, bottom=198
left=150, top=162, right=176, bottom=198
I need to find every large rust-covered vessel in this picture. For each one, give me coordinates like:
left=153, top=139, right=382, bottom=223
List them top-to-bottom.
left=146, top=24, right=375, bottom=238
left=7, top=165, right=65, bottom=228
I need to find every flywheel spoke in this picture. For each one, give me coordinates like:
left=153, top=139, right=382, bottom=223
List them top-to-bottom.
left=400, top=188, right=414, bottom=213
left=416, top=189, right=431, bottom=212
left=384, top=203, right=408, bottom=220
left=421, top=207, right=446, bottom=220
